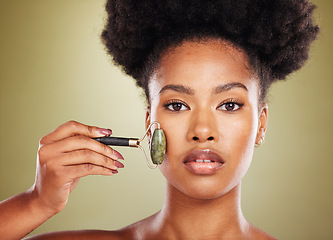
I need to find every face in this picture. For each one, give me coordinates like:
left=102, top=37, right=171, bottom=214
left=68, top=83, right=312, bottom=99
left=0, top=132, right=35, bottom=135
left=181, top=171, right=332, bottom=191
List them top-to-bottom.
left=146, top=39, right=267, bottom=200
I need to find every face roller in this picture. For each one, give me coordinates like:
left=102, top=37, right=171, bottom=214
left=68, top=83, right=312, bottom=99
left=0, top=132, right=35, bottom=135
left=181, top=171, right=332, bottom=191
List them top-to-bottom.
left=93, top=122, right=166, bottom=169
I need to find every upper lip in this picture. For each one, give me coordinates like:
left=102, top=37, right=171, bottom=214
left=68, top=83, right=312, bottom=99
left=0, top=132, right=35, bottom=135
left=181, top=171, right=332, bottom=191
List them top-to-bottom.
left=183, top=149, right=224, bottom=164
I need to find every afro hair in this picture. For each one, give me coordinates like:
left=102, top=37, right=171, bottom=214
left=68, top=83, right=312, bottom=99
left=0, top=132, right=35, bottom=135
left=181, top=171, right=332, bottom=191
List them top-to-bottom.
left=101, top=0, right=319, bottom=101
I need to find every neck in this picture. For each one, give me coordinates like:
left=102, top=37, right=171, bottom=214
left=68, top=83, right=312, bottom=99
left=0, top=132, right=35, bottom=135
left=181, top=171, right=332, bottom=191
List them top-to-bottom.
left=154, top=182, right=249, bottom=239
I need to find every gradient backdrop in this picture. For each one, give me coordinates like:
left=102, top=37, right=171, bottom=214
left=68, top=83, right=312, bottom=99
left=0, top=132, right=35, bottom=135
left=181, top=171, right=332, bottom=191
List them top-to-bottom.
left=0, top=1, right=332, bottom=239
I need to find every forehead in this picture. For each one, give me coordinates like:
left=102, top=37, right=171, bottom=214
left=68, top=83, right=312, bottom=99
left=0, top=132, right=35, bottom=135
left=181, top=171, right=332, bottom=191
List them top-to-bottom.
left=149, top=39, right=259, bottom=98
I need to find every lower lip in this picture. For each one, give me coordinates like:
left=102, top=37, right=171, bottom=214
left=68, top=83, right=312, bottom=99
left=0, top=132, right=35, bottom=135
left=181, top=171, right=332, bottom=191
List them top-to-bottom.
left=184, top=161, right=224, bottom=175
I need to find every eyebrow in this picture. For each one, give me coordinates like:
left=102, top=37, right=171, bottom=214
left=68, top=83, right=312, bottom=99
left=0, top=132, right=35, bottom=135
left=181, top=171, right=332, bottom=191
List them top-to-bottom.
left=158, top=82, right=248, bottom=95
left=212, top=82, right=248, bottom=94
left=159, top=84, right=195, bottom=95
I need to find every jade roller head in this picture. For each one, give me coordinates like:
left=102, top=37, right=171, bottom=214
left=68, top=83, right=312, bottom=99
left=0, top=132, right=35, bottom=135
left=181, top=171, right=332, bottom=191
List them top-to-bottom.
left=93, top=122, right=166, bottom=169
left=149, top=126, right=166, bottom=165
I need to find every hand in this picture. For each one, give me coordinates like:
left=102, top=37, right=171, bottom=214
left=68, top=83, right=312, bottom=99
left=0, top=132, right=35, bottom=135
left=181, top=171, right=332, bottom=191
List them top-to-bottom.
left=32, top=120, right=124, bottom=216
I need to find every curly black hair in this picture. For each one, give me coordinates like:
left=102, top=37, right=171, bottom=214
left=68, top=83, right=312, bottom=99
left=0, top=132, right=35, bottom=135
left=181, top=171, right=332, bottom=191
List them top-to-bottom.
left=101, top=0, right=319, bottom=102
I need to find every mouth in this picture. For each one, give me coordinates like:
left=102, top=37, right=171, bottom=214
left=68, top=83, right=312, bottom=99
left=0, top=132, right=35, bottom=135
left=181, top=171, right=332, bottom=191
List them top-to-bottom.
left=183, top=149, right=224, bottom=175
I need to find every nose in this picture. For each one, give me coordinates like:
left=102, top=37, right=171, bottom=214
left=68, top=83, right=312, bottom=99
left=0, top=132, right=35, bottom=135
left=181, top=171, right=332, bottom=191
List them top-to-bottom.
left=187, top=108, right=219, bottom=143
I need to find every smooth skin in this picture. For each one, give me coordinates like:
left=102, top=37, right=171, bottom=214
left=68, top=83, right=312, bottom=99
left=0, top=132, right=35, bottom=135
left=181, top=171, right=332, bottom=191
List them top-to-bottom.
left=0, top=39, right=275, bottom=240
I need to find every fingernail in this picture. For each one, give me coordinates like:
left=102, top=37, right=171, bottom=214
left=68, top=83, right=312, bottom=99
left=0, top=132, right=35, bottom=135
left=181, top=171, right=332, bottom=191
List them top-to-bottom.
left=98, top=128, right=112, bottom=136
left=113, top=149, right=124, bottom=160
left=114, top=160, right=124, bottom=168
left=111, top=169, right=118, bottom=174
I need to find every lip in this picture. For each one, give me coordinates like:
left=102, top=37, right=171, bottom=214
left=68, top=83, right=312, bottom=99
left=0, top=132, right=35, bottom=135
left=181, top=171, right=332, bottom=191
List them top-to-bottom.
left=183, top=149, right=224, bottom=175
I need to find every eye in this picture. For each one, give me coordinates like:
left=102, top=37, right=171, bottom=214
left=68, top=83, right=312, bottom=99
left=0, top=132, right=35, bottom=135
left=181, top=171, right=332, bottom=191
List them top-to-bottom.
left=164, top=100, right=189, bottom=111
left=217, top=100, right=244, bottom=112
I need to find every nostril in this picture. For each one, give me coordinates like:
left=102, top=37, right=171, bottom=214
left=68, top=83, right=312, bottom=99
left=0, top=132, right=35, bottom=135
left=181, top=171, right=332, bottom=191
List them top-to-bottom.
left=192, top=136, right=214, bottom=141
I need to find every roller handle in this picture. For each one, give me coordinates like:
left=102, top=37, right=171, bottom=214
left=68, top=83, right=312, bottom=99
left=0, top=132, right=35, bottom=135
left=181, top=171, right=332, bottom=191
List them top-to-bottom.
left=93, top=136, right=139, bottom=147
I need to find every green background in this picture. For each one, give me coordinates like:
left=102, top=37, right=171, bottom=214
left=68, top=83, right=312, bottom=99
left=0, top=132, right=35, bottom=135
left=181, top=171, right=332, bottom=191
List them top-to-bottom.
left=0, top=1, right=332, bottom=239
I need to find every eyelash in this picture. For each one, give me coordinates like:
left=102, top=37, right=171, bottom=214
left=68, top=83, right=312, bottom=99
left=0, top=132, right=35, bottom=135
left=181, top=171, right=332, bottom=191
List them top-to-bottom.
left=163, top=99, right=189, bottom=112
left=217, top=99, right=244, bottom=112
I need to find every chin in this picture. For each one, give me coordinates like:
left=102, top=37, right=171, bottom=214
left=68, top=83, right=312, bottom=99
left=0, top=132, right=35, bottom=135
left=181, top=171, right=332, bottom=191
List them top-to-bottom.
left=163, top=168, right=241, bottom=201
left=189, top=179, right=240, bottom=200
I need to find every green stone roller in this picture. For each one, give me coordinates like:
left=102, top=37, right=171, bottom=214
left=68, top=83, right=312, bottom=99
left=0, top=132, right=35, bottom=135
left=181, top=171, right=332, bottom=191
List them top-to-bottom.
left=93, top=122, right=166, bottom=169
left=150, top=128, right=166, bottom=165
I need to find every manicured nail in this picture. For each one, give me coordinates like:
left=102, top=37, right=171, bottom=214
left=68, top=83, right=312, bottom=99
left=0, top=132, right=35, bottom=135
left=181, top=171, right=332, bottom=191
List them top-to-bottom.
left=98, top=128, right=112, bottom=136
left=113, top=149, right=124, bottom=160
left=114, top=160, right=124, bottom=168
left=111, top=169, right=118, bottom=174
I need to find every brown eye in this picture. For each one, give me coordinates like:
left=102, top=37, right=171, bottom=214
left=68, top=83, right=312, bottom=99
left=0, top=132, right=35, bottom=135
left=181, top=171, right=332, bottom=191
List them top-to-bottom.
left=164, top=100, right=189, bottom=111
left=218, top=101, right=243, bottom=112
left=225, top=102, right=236, bottom=111
left=172, top=103, right=183, bottom=111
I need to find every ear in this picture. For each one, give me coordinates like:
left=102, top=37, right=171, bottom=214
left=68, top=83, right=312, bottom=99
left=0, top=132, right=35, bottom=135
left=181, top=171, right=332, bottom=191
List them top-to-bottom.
left=256, top=103, right=268, bottom=145
left=145, top=107, right=152, bottom=143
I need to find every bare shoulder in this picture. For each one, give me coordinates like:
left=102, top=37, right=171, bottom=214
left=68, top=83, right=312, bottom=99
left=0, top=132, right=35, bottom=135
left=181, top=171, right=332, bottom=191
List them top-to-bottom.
left=24, top=213, right=157, bottom=240
left=247, top=224, right=277, bottom=240
left=23, top=229, right=134, bottom=240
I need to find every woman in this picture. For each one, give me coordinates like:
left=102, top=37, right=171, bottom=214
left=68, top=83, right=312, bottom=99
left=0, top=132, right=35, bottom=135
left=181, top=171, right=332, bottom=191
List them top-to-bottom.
left=0, top=0, right=318, bottom=239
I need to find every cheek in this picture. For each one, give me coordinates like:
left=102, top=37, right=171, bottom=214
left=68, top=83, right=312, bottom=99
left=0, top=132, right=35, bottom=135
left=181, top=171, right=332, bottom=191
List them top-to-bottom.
left=151, top=112, right=188, bottom=175
left=157, top=114, right=187, bottom=160
left=221, top=114, right=257, bottom=176
left=222, top=116, right=256, bottom=150
left=156, top=130, right=180, bottom=181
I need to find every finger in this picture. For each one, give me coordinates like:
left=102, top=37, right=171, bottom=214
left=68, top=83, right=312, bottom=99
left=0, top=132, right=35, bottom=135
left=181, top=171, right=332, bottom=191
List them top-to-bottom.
left=40, top=121, right=112, bottom=145
left=40, top=135, right=124, bottom=161
left=57, top=150, right=124, bottom=170
left=66, top=164, right=119, bottom=179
